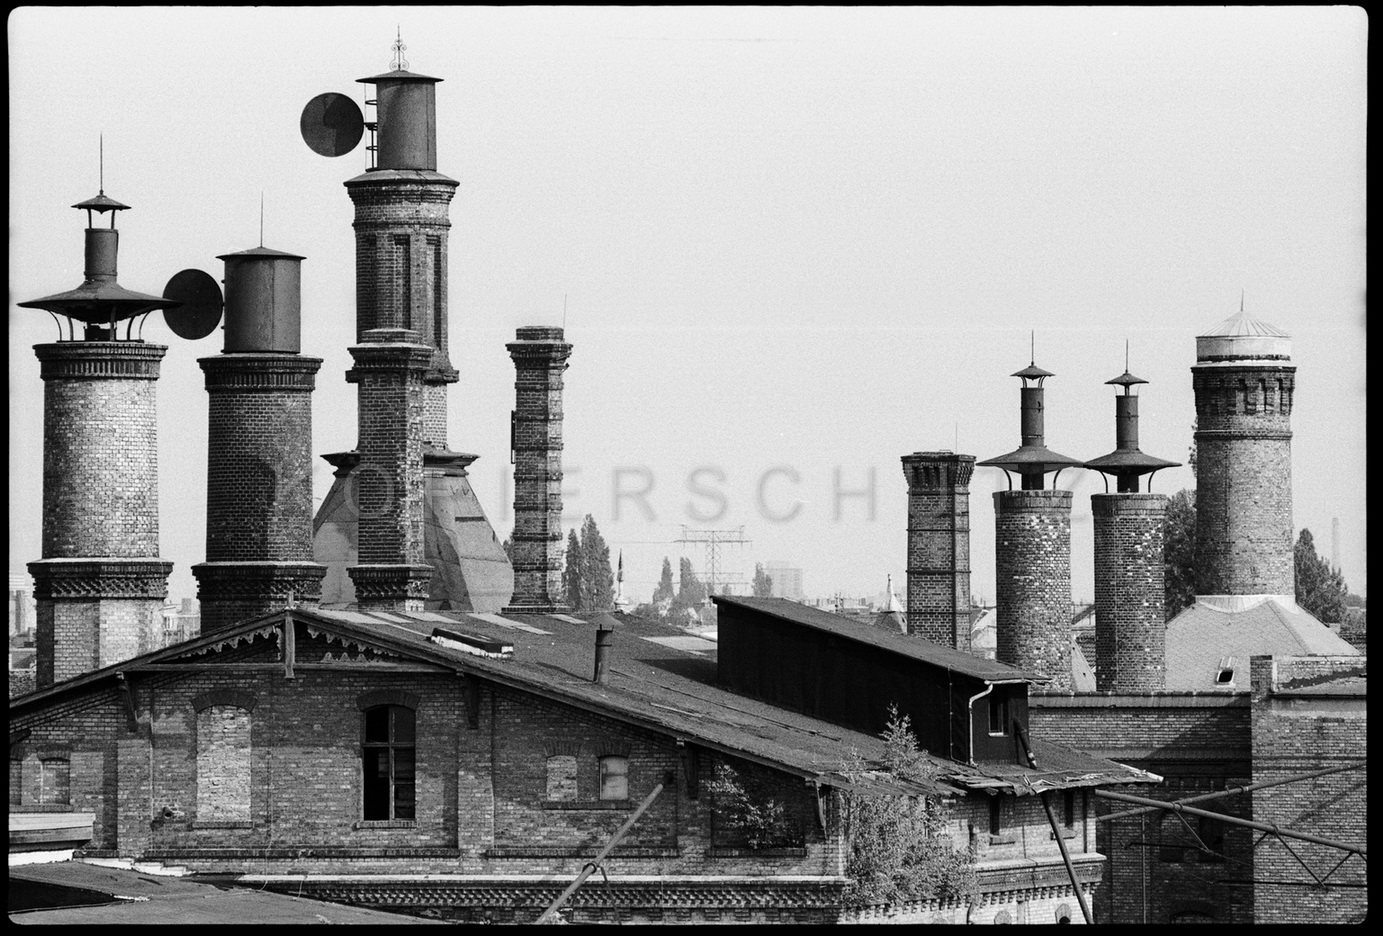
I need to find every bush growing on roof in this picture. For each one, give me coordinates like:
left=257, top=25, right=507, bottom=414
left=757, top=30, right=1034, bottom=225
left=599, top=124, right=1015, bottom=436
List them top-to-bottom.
left=838, top=705, right=977, bottom=909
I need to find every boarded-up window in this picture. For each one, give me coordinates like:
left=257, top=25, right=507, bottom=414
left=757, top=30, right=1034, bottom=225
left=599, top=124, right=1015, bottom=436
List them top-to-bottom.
left=197, top=705, right=251, bottom=823
left=9, top=751, right=21, bottom=806
left=546, top=755, right=578, bottom=801
left=599, top=755, right=629, bottom=801
left=38, top=757, right=70, bottom=805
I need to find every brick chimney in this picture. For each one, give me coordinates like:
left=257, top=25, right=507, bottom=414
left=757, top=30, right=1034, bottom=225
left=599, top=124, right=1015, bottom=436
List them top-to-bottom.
left=20, top=190, right=175, bottom=687
left=192, top=246, right=326, bottom=632
left=1191, top=309, right=1296, bottom=596
left=504, top=326, right=573, bottom=614
left=979, top=350, right=1084, bottom=689
left=1085, top=354, right=1178, bottom=691
left=900, top=451, right=975, bottom=649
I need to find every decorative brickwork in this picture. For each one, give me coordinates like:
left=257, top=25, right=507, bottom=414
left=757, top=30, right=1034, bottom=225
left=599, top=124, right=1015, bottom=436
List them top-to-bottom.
left=346, top=170, right=459, bottom=448
left=505, top=327, right=573, bottom=613
left=31, top=341, right=171, bottom=689
left=197, top=352, right=325, bottom=632
left=1191, top=363, right=1296, bottom=595
left=901, top=452, right=975, bottom=649
left=994, top=490, right=1072, bottom=689
left=1092, top=493, right=1167, bottom=692
left=348, top=564, right=433, bottom=612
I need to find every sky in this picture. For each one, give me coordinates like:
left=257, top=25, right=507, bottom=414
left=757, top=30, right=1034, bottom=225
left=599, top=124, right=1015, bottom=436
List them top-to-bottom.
left=8, top=7, right=1368, bottom=607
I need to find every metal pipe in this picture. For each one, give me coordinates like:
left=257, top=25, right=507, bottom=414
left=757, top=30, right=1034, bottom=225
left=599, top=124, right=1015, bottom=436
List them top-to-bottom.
left=593, top=624, right=613, bottom=685
left=965, top=683, right=993, bottom=767
left=1015, top=725, right=1093, bottom=924
left=1098, top=761, right=1367, bottom=823
left=535, top=780, right=666, bottom=924
left=1094, top=788, right=1366, bottom=855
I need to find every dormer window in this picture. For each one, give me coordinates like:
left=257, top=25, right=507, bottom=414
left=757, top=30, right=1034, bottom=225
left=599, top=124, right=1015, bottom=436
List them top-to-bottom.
left=1214, top=656, right=1236, bottom=687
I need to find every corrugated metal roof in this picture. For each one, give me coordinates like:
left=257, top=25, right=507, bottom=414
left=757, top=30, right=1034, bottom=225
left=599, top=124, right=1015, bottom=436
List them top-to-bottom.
left=712, top=595, right=1040, bottom=682
left=1164, top=596, right=1360, bottom=690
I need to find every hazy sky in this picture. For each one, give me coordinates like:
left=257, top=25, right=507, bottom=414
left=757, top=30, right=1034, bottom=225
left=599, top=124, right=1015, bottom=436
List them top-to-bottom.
left=9, top=7, right=1367, bottom=606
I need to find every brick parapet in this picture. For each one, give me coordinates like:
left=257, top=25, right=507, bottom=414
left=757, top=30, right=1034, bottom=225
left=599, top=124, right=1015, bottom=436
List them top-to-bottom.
left=505, top=329, right=572, bottom=613
left=34, top=340, right=167, bottom=381
left=1191, top=361, right=1295, bottom=596
left=901, top=452, right=975, bottom=649
left=994, top=490, right=1072, bottom=689
left=1091, top=493, right=1167, bottom=692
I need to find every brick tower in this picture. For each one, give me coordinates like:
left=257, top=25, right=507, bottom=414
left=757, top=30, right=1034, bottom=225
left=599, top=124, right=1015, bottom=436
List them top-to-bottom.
left=309, top=49, right=513, bottom=611
left=19, top=189, right=176, bottom=687
left=191, top=247, right=326, bottom=632
left=1191, top=309, right=1296, bottom=596
left=504, top=327, right=573, bottom=614
left=979, top=353, right=1084, bottom=689
left=1084, top=355, right=1180, bottom=691
left=900, top=451, right=976, bottom=649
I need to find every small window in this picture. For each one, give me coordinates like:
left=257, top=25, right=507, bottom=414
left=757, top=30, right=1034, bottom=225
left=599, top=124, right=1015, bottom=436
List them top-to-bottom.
left=1215, top=668, right=1234, bottom=685
left=988, top=694, right=1008, bottom=736
left=362, top=705, right=415, bottom=821
left=546, top=755, right=578, bottom=802
left=599, top=755, right=629, bottom=801
left=1062, top=789, right=1076, bottom=829
left=988, top=796, right=1003, bottom=836
left=1159, top=813, right=1184, bottom=863
left=1055, top=903, right=1072, bottom=924
left=993, top=910, right=1012, bottom=924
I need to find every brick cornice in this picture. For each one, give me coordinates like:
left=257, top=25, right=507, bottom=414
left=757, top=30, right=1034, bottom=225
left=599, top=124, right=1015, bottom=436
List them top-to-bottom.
left=34, top=341, right=167, bottom=381
left=200, top=354, right=323, bottom=391
left=1194, top=428, right=1292, bottom=441
left=994, top=489, right=1073, bottom=511
left=1090, top=492, right=1168, bottom=518
left=28, top=558, right=171, bottom=599
left=192, top=562, right=326, bottom=599
left=348, top=565, right=433, bottom=600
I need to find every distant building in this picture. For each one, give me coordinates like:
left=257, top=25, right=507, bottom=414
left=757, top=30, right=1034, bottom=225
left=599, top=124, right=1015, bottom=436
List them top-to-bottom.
left=761, top=562, right=803, bottom=601
left=9, top=573, right=36, bottom=640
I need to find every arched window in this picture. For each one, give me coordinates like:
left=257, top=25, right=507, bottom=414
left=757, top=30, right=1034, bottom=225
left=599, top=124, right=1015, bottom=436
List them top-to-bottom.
left=197, top=704, right=252, bottom=823
left=363, top=705, right=415, bottom=821
left=546, top=755, right=578, bottom=802
left=598, top=755, right=629, bottom=801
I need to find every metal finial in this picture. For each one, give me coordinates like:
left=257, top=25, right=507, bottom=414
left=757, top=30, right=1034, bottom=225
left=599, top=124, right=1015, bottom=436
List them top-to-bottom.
left=391, top=27, right=408, bottom=71
left=99, top=134, right=104, bottom=195
left=260, top=192, right=264, bottom=247
left=1240, top=289, right=1245, bottom=313
left=563, top=293, right=568, bottom=330
left=1030, top=330, right=1035, bottom=366
left=1125, top=339, right=1129, bottom=372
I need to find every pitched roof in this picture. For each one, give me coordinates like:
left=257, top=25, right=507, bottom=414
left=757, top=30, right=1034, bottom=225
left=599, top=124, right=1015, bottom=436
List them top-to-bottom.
left=712, top=595, right=1040, bottom=683
left=1164, top=596, right=1360, bottom=690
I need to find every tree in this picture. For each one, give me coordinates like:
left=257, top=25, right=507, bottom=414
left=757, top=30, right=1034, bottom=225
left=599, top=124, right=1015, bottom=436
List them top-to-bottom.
left=1163, top=488, right=1197, bottom=621
left=579, top=515, right=614, bottom=612
left=562, top=516, right=616, bottom=612
left=563, top=529, right=583, bottom=611
left=1295, top=529, right=1347, bottom=624
left=501, top=535, right=514, bottom=563
left=651, top=557, right=675, bottom=606
left=674, top=557, right=707, bottom=610
left=752, top=563, right=774, bottom=598
left=839, top=706, right=977, bottom=909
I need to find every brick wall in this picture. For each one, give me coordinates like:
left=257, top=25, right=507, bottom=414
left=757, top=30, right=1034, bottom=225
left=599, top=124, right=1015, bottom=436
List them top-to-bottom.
left=506, top=328, right=572, bottom=612
left=1192, top=364, right=1296, bottom=595
left=901, top=453, right=975, bottom=650
left=994, top=490, right=1072, bottom=689
left=1091, top=493, right=1166, bottom=691
left=1249, top=655, right=1367, bottom=924
left=1030, top=692, right=1254, bottom=923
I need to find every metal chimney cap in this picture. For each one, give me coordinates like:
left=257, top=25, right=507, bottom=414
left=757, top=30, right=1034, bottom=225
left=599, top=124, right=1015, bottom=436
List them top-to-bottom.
left=357, top=68, right=442, bottom=84
left=71, top=193, right=130, bottom=213
left=215, top=245, right=306, bottom=261
left=1011, top=363, right=1055, bottom=380
left=1105, top=369, right=1148, bottom=388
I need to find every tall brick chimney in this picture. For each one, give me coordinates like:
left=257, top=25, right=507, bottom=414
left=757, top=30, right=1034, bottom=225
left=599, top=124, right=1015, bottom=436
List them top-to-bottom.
left=310, top=52, right=513, bottom=612
left=20, top=189, right=176, bottom=687
left=192, top=246, right=326, bottom=632
left=1191, top=309, right=1296, bottom=596
left=504, top=326, right=573, bottom=614
left=979, top=351, right=1084, bottom=689
left=1084, top=355, right=1180, bottom=691
left=900, top=451, right=975, bottom=649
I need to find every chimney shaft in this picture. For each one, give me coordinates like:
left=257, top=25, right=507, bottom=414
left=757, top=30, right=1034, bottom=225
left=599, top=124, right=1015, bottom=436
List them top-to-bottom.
left=504, top=326, right=573, bottom=614
left=900, top=451, right=975, bottom=650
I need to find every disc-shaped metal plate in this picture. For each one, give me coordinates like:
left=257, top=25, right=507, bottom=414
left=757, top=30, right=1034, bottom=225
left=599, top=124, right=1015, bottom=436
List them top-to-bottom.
left=301, top=92, right=364, bottom=157
left=162, top=268, right=224, bottom=340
